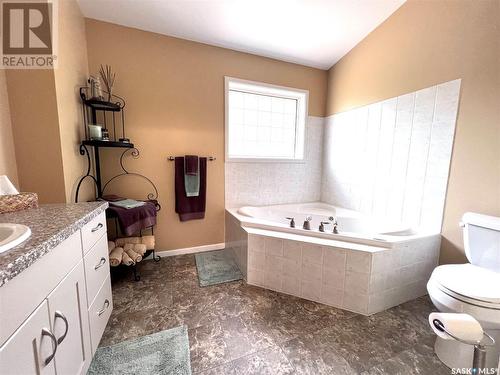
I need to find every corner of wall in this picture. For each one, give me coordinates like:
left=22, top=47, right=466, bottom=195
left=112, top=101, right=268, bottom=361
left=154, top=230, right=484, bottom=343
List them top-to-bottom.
left=54, top=0, right=93, bottom=203
left=0, top=69, right=19, bottom=187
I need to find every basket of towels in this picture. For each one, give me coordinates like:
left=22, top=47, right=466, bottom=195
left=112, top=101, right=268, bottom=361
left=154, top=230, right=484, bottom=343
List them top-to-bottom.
left=108, top=235, right=155, bottom=266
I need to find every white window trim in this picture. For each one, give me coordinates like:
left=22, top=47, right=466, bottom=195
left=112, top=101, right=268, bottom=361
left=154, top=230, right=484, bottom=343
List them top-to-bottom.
left=224, top=76, right=309, bottom=163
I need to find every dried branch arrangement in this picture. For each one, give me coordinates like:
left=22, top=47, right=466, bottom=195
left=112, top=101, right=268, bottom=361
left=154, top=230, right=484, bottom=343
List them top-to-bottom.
left=99, top=64, right=116, bottom=102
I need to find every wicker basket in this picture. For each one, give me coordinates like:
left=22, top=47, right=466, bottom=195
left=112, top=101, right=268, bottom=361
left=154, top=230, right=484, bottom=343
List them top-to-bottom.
left=0, top=192, right=38, bottom=214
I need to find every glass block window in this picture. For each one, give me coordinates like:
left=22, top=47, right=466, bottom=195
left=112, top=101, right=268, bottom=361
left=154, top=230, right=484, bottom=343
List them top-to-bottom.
left=225, top=77, right=308, bottom=161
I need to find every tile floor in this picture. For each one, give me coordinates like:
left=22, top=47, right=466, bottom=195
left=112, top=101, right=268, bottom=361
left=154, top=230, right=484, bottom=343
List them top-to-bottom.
left=101, top=255, right=450, bottom=374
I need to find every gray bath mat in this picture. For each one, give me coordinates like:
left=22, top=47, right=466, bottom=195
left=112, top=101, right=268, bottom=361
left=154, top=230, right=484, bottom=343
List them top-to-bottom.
left=195, top=249, right=243, bottom=287
left=87, top=325, right=191, bottom=375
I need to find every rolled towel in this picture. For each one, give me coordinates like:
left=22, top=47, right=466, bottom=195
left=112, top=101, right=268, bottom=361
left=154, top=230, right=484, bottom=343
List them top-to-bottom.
left=141, top=235, right=155, bottom=250
left=115, top=237, right=141, bottom=246
left=108, top=241, right=116, bottom=254
left=124, top=243, right=142, bottom=263
left=134, top=243, right=147, bottom=256
left=109, top=247, right=124, bottom=266
left=121, top=251, right=135, bottom=266
left=429, top=313, right=483, bottom=342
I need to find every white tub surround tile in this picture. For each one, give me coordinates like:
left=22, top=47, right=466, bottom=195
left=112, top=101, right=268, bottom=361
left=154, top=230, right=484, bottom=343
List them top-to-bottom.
left=322, top=80, right=461, bottom=233
left=225, top=116, right=324, bottom=208
left=225, top=210, right=248, bottom=279
left=242, top=227, right=441, bottom=316
left=265, top=237, right=284, bottom=257
left=283, top=241, right=302, bottom=261
left=302, top=243, right=323, bottom=265
left=346, top=250, right=372, bottom=274
left=282, top=275, right=301, bottom=295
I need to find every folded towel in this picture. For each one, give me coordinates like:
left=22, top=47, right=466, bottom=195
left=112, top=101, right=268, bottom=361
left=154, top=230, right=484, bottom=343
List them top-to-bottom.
left=185, top=155, right=199, bottom=176
left=184, top=156, right=200, bottom=197
left=175, top=157, right=207, bottom=221
left=110, top=199, right=146, bottom=209
left=106, top=200, right=157, bottom=236
left=109, top=247, right=124, bottom=266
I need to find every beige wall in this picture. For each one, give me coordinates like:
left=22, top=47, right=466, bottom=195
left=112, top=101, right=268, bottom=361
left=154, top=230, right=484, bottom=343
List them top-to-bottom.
left=4, top=0, right=92, bottom=204
left=55, top=0, right=93, bottom=202
left=326, top=0, right=500, bottom=264
left=85, top=19, right=328, bottom=251
left=0, top=69, right=18, bottom=187
left=5, top=69, right=67, bottom=203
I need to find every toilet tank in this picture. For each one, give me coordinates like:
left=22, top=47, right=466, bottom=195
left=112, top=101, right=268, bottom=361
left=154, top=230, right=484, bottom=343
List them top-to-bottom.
left=461, top=212, right=500, bottom=272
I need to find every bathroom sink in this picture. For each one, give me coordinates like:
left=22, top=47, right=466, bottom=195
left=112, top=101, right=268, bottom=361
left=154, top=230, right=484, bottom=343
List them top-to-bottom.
left=0, top=223, right=31, bottom=254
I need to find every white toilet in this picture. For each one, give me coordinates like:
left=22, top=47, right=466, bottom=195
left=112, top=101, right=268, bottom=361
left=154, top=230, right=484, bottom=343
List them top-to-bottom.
left=427, top=212, right=500, bottom=370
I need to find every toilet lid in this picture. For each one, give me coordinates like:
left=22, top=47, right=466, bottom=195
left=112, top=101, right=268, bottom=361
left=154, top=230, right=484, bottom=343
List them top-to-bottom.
left=431, top=264, right=500, bottom=305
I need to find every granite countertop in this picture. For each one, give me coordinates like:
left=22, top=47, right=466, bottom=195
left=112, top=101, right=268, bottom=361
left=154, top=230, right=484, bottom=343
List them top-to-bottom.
left=0, top=202, right=108, bottom=288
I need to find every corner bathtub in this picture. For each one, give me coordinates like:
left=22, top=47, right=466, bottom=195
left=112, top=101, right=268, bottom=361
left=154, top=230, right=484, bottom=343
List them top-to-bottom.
left=225, top=202, right=441, bottom=315
left=232, top=202, right=427, bottom=248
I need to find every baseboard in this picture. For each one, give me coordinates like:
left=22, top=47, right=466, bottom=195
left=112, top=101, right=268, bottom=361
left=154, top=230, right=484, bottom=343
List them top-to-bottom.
left=154, top=242, right=226, bottom=257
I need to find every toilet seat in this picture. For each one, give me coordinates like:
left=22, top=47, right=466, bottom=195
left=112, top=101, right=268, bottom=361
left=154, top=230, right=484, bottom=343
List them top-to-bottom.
left=430, top=264, right=500, bottom=308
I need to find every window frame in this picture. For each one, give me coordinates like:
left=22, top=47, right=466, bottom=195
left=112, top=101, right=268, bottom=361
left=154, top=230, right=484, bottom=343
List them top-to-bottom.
left=224, top=76, right=309, bottom=163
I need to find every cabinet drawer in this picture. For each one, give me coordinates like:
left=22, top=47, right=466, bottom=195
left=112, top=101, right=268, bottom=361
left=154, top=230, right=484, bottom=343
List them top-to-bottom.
left=81, top=212, right=107, bottom=255
left=84, top=234, right=109, bottom=307
left=88, top=275, right=112, bottom=355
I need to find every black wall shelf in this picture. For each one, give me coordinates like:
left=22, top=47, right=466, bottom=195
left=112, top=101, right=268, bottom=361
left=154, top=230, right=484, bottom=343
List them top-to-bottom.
left=79, top=86, right=127, bottom=142
left=82, top=140, right=134, bottom=149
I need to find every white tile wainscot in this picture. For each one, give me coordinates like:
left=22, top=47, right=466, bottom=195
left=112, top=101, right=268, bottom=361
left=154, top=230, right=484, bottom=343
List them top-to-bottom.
left=225, top=207, right=249, bottom=279
left=243, top=227, right=441, bottom=315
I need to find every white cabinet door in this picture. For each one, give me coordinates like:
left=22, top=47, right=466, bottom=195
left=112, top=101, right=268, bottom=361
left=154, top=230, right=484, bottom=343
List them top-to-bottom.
left=47, top=260, right=91, bottom=375
left=0, top=300, right=57, bottom=375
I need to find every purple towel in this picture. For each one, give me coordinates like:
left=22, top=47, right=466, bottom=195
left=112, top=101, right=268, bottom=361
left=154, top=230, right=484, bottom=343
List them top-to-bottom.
left=185, top=155, right=199, bottom=176
left=175, top=156, right=207, bottom=221
left=106, top=200, right=157, bottom=236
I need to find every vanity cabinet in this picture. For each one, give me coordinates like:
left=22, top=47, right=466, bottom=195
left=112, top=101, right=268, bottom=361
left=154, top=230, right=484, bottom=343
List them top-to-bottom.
left=0, top=211, right=112, bottom=375
left=47, top=261, right=91, bottom=375
left=0, top=300, right=56, bottom=375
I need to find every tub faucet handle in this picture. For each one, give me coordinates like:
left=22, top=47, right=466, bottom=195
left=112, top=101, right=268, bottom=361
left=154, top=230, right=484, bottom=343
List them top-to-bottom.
left=303, top=216, right=312, bottom=230
left=285, top=217, right=295, bottom=228
left=332, top=219, right=339, bottom=234
left=319, top=221, right=330, bottom=232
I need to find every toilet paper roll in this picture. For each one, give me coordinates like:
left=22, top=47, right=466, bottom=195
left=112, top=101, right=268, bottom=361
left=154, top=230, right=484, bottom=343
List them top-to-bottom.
left=0, top=175, right=19, bottom=195
left=429, top=312, right=483, bottom=342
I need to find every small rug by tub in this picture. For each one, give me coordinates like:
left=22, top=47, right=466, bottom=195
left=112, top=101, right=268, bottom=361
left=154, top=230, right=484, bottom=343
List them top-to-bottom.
left=195, top=249, right=243, bottom=287
left=87, top=325, right=191, bottom=375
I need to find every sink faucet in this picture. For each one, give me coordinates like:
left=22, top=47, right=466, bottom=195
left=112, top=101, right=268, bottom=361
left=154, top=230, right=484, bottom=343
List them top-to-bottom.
left=285, top=217, right=295, bottom=228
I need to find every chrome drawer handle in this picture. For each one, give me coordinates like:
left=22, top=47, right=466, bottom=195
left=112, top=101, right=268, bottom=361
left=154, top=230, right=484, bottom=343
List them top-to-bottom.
left=91, top=223, right=103, bottom=232
left=94, top=257, right=106, bottom=270
left=98, top=299, right=110, bottom=316
left=54, top=311, right=69, bottom=344
left=41, top=328, right=58, bottom=365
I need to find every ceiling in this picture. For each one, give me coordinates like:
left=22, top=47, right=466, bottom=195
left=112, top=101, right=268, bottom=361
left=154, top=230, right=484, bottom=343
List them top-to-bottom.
left=78, top=0, right=406, bottom=70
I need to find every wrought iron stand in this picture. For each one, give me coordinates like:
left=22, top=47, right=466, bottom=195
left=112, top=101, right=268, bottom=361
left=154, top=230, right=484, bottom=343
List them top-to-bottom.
left=76, top=86, right=162, bottom=281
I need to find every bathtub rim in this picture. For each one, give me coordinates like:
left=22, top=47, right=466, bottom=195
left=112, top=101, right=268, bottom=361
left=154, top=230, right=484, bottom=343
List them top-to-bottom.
left=226, top=205, right=440, bottom=249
